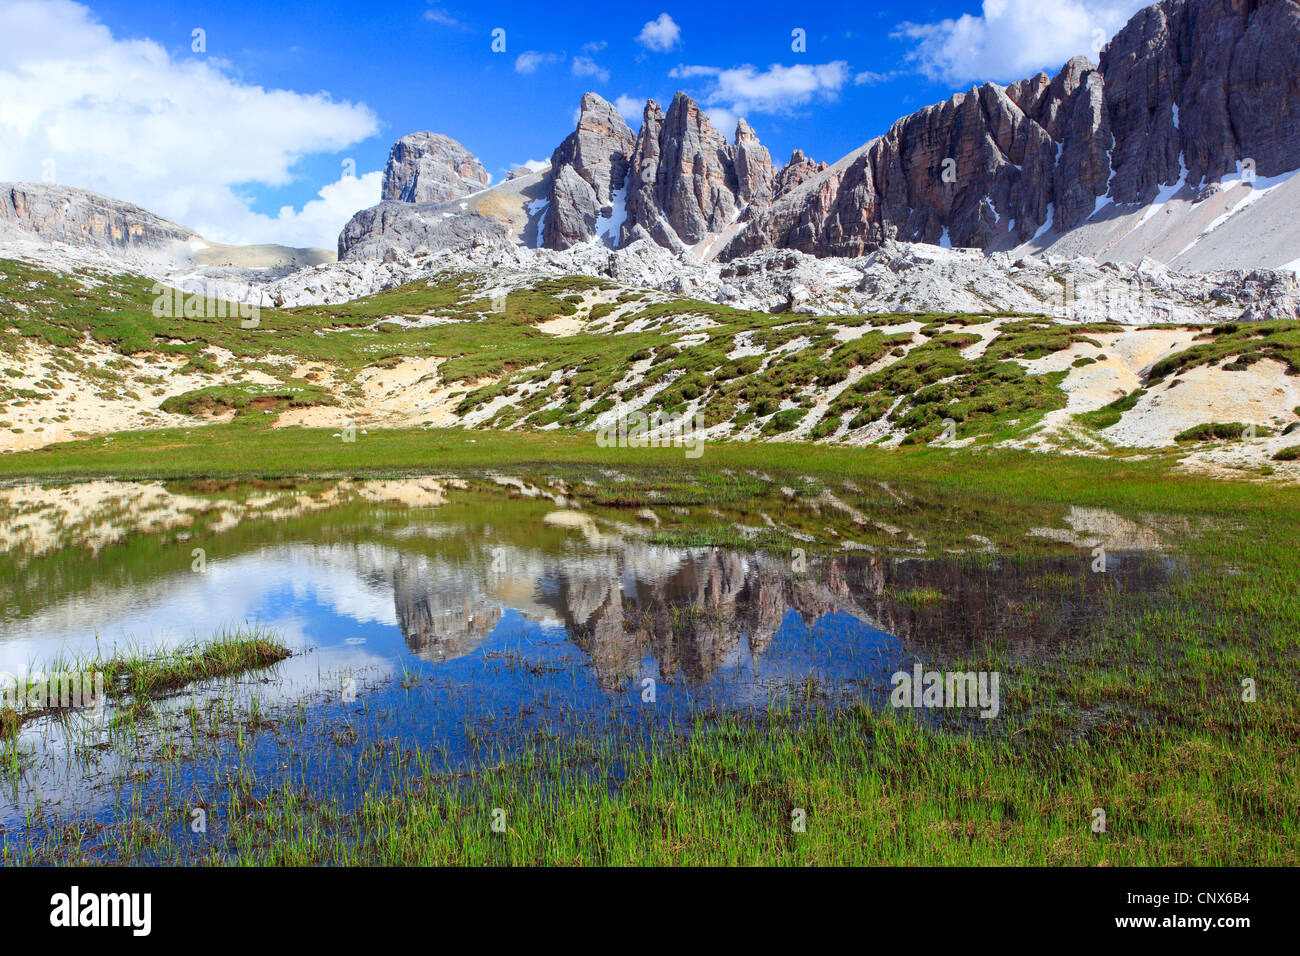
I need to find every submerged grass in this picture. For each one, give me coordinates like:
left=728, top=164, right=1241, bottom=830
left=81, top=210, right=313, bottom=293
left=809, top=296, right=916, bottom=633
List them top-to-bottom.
left=2, top=444, right=1297, bottom=865
left=0, top=627, right=290, bottom=737
left=101, top=628, right=291, bottom=698
left=230, top=709, right=1293, bottom=866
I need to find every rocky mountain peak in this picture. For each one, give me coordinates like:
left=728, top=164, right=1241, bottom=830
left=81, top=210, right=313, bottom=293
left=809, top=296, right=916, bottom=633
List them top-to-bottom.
left=339, top=0, right=1300, bottom=272
left=721, top=0, right=1300, bottom=262
left=546, top=91, right=765, bottom=252
left=653, top=92, right=740, bottom=242
left=542, top=93, right=635, bottom=250
left=622, top=100, right=672, bottom=248
left=732, top=118, right=776, bottom=208
left=734, top=118, right=759, bottom=145
left=381, top=131, right=490, bottom=204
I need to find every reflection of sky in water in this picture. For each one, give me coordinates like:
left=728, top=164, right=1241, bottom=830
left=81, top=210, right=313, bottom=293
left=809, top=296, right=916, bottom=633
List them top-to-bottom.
left=1, top=492, right=1171, bottom=852
left=0, top=540, right=911, bottom=835
left=2, top=549, right=398, bottom=669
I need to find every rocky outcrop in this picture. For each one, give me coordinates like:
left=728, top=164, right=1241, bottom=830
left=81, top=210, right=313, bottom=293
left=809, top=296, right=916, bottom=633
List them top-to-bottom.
left=337, top=0, right=1300, bottom=270
left=721, top=0, right=1300, bottom=260
left=1007, top=55, right=1112, bottom=233
left=721, top=60, right=1102, bottom=258
left=358, top=90, right=780, bottom=257
left=536, top=90, right=777, bottom=253
left=649, top=92, right=739, bottom=242
left=542, top=93, right=635, bottom=249
left=621, top=93, right=777, bottom=248
left=622, top=100, right=674, bottom=249
left=731, top=118, right=775, bottom=207
left=381, top=132, right=490, bottom=204
left=773, top=150, right=828, bottom=198
left=338, top=164, right=548, bottom=260
left=0, top=183, right=196, bottom=251
left=339, top=199, right=512, bottom=261
left=1219, top=269, right=1300, bottom=321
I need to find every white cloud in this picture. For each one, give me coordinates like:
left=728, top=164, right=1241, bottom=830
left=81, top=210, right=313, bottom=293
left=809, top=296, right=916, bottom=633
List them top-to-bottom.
left=0, top=0, right=379, bottom=248
left=894, top=0, right=1148, bottom=86
left=422, top=2, right=465, bottom=29
left=636, top=13, right=681, bottom=53
left=581, top=40, right=608, bottom=54
left=514, top=50, right=562, bottom=74
left=572, top=56, right=609, bottom=83
left=669, top=61, right=851, bottom=115
left=669, top=65, right=717, bottom=81
left=854, top=69, right=900, bottom=85
left=613, top=95, right=648, bottom=124
left=704, top=107, right=739, bottom=136
left=217, top=170, right=383, bottom=250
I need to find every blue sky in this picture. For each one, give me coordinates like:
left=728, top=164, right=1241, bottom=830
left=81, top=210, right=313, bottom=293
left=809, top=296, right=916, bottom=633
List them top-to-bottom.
left=0, top=0, right=1150, bottom=247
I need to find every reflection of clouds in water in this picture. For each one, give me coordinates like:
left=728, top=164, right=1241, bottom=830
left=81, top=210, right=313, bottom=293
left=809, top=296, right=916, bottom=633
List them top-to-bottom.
left=0, top=484, right=906, bottom=834
left=4, top=491, right=1174, bottom=839
left=3, top=504, right=1160, bottom=696
left=2, top=532, right=886, bottom=691
left=279, top=542, right=404, bottom=627
left=0, top=546, right=399, bottom=672
left=235, top=610, right=399, bottom=693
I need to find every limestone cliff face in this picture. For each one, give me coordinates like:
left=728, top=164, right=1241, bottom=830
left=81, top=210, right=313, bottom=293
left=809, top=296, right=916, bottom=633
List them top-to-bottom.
left=339, top=0, right=1300, bottom=266
left=721, top=0, right=1300, bottom=259
left=1100, top=0, right=1300, bottom=200
left=723, top=64, right=1092, bottom=256
left=537, top=90, right=778, bottom=252
left=653, top=92, right=740, bottom=242
left=542, top=93, right=636, bottom=249
left=620, top=93, right=775, bottom=248
left=622, top=100, right=673, bottom=249
left=732, top=119, right=776, bottom=207
left=381, top=132, right=490, bottom=204
left=0, top=183, right=196, bottom=251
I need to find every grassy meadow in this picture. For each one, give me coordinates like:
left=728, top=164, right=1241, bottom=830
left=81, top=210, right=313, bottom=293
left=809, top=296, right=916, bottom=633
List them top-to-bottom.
left=1, top=256, right=1297, bottom=865
left=2, top=426, right=1296, bottom=865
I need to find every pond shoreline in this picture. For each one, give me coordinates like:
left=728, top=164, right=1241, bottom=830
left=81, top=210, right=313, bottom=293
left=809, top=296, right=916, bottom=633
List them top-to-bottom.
left=1, top=447, right=1296, bottom=864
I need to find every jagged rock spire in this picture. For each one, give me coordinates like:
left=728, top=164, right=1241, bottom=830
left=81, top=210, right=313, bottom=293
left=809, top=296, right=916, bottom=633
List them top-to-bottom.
left=542, top=93, right=635, bottom=250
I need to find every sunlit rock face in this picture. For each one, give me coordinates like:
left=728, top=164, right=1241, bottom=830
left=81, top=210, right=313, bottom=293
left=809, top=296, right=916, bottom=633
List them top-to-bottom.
left=723, top=0, right=1300, bottom=259
left=543, top=93, right=636, bottom=250
left=621, top=93, right=777, bottom=249
left=381, top=132, right=490, bottom=205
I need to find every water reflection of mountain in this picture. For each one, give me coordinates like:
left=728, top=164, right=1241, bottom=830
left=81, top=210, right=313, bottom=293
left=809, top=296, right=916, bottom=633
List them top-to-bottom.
left=386, top=538, right=1168, bottom=689
left=385, top=541, right=892, bottom=688
left=550, top=551, right=888, bottom=689
left=392, top=558, right=502, bottom=663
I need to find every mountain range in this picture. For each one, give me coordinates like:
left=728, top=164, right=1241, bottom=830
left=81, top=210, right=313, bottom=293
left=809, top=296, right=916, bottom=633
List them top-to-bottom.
left=2, top=0, right=1296, bottom=280
left=7, top=0, right=1300, bottom=475
left=341, top=0, right=1300, bottom=273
